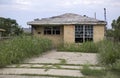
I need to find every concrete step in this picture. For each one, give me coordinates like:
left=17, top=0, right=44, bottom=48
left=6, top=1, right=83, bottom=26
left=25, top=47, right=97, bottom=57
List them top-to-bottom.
left=6, top=64, right=103, bottom=70
left=0, top=68, right=84, bottom=78
left=0, top=75, right=56, bottom=78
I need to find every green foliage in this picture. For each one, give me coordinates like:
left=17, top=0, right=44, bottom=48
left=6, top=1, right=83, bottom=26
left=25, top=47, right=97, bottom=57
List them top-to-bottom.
left=110, top=16, right=120, bottom=42
left=0, top=17, right=23, bottom=36
left=106, top=29, right=114, bottom=37
left=0, top=36, right=52, bottom=67
left=58, top=40, right=120, bottom=71
left=98, top=40, right=120, bottom=68
left=57, top=42, right=98, bottom=53
left=80, top=42, right=98, bottom=53
left=57, top=43, right=78, bottom=52
left=112, top=60, right=120, bottom=71
left=53, top=64, right=61, bottom=69
left=81, top=64, right=105, bottom=76
left=102, top=72, right=120, bottom=78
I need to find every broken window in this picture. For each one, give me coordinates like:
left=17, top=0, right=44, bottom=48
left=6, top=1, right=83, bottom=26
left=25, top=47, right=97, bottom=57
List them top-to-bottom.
left=75, top=25, right=93, bottom=43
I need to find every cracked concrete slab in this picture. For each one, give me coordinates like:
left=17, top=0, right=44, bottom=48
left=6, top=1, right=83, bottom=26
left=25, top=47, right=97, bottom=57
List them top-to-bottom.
left=0, top=50, right=98, bottom=78
left=26, top=50, right=97, bottom=65
left=0, top=68, right=84, bottom=77
left=0, top=75, right=56, bottom=78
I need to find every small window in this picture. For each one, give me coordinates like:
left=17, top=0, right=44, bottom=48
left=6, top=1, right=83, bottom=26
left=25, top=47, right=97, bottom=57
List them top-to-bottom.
left=44, top=26, right=60, bottom=35
left=44, top=27, right=52, bottom=35
left=38, top=32, right=41, bottom=34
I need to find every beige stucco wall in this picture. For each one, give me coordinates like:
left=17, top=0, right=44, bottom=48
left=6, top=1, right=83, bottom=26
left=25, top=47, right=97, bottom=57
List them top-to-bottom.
left=32, top=24, right=105, bottom=46
left=32, top=25, right=63, bottom=47
left=63, top=25, right=75, bottom=43
left=93, top=25, right=105, bottom=42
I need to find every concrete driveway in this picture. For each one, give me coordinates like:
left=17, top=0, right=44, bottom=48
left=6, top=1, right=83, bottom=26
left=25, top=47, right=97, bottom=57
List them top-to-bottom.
left=0, top=50, right=98, bottom=78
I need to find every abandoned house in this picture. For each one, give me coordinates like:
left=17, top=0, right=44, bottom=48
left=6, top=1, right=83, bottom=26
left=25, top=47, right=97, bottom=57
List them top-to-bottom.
left=27, top=13, right=107, bottom=45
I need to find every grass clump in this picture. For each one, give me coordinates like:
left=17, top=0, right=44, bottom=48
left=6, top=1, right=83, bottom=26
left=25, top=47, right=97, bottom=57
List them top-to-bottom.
left=0, top=36, right=52, bottom=67
left=57, top=41, right=98, bottom=53
left=58, top=58, right=67, bottom=64
left=81, top=64, right=106, bottom=76
left=102, top=71, right=120, bottom=78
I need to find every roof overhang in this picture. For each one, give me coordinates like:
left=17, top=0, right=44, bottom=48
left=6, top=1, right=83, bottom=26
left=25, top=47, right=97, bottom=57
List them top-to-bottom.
left=27, top=13, right=107, bottom=26
left=27, top=22, right=107, bottom=26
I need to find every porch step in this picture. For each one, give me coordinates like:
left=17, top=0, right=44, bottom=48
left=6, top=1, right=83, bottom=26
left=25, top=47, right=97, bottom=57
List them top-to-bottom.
left=6, top=63, right=103, bottom=70
left=0, top=68, right=84, bottom=78
left=0, top=75, right=56, bottom=78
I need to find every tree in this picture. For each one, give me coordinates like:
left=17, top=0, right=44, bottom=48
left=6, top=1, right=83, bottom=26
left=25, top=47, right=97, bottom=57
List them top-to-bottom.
left=111, top=16, right=120, bottom=42
left=0, top=17, right=23, bottom=36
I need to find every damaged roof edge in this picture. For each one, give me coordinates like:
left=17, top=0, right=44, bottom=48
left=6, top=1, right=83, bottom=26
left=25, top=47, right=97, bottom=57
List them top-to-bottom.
left=27, top=13, right=107, bottom=25
left=27, top=22, right=107, bottom=26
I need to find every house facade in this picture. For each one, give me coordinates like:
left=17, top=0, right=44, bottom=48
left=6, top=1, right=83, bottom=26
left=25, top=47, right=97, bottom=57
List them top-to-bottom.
left=27, top=13, right=107, bottom=45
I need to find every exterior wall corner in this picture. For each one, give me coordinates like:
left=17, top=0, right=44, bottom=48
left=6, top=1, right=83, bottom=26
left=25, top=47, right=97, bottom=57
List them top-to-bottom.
left=63, top=25, right=75, bottom=43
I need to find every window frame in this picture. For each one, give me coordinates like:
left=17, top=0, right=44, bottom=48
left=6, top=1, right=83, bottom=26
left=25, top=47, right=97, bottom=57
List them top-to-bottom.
left=75, top=25, right=93, bottom=43
left=44, top=26, right=60, bottom=35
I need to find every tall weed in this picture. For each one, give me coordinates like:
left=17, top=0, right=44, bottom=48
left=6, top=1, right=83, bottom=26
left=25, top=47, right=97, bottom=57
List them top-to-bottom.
left=0, top=36, right=52, bottom=67
left=97, top=40, right=120, bottom=70
left=98, top=40, right=120, bottom=65
left=57, top=42, right=98, bottom=53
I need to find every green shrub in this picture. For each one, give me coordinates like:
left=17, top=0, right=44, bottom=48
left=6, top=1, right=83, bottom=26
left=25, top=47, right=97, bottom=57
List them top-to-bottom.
left=0, top=36, right=52, bottom=67
left=97, top=40, right=120, bottom=69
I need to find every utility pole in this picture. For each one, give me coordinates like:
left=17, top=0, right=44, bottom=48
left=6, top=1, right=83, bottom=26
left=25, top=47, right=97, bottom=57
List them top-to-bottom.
left=104, top=8, right=106, bottom=21
left=104, top=8, right=107, bottom=38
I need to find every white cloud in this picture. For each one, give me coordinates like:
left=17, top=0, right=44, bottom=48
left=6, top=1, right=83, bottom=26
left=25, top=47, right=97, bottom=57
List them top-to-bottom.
left=0, top=0, right=120, bottom=28
left=0, top=0, right=33, bottom=11
left=14, top=0, right=32, bottom=10
left=15, top=0, right=32, bottom=5
left=59, top=0, right=104, bottom=7
left=110, top=2, right=120, bottom=7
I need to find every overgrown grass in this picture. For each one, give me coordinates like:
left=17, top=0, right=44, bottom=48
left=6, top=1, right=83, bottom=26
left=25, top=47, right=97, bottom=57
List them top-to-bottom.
left=0, top=36, right=52, bottom=67
left=57, top=40, right=120, bottom=77
left=97, top=40, right=120, bottom=70
left=57, top=41, right=98, bottom=53
left=58, top=58, right=67, bottom=64
left=81, top=64, right=106, bottom=77
left=81, top=64, right=120, bottom=78
left=102, top=72, right=120, bottom=78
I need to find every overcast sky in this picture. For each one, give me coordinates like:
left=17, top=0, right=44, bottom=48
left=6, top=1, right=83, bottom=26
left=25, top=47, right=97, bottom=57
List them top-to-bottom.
left=0, top=0, right=120, bottom=28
